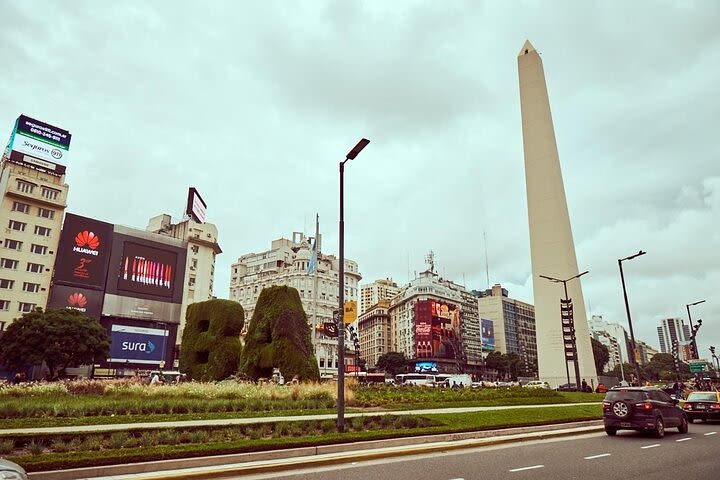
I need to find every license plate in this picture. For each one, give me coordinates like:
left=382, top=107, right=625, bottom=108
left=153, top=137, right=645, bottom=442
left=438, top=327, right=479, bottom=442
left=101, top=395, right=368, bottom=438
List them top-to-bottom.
left=696, top=405, right=706, bottom=410
left=621, top=422, right=632, bottom=427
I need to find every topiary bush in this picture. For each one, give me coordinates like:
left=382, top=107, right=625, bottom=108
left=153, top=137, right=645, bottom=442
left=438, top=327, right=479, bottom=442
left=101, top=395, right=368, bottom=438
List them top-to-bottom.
left=179, top=299, right=244, bottom=381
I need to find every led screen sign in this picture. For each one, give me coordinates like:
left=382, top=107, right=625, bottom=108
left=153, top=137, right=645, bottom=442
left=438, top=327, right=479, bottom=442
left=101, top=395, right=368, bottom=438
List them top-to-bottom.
left=8, top=114, right=71, bottom=164
left=185, top=187, right=207, bottom=224
left=54, top=213, right=114, bottom=289
left=117, top=242, right=178, bottom=299
left=47, top=284, right=104, bottom=319
left=414, top=300, right=462, bottom=360
left=481, top=318, right=495, bottom=351
left=109, top=324, right=168, bottom=364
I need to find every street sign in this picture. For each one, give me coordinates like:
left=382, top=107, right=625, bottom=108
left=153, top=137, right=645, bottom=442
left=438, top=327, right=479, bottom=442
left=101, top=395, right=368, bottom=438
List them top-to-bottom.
left=343, top=300, right=357, bottom=325
left=323, top=322, right=339, bottom=338
left=689, top=362, right=708, bottom=373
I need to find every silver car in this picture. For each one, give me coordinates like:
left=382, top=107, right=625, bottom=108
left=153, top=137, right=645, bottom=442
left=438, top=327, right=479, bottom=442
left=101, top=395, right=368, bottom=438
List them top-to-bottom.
left=0, top=458, right=28, bottom=479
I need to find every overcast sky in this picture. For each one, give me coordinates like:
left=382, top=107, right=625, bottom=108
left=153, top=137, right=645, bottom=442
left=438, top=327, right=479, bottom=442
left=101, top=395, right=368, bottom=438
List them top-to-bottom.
left=2, top=1, right=718, bottom=360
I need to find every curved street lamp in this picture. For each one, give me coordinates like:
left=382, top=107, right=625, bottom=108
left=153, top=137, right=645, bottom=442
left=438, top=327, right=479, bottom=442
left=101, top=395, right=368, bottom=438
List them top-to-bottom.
left=618, top=250, right=645, bottom=385
left=686, top=300, right=705, bottom=359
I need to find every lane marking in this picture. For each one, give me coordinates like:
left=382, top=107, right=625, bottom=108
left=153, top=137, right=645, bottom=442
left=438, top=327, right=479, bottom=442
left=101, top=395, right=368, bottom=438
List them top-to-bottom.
left=704, top=432, right=717, bottom=436
left=676, top=438, right=692, bottom=442
left=641, top=444, right=660, bottom=449
left=584, top=453, right=611, bottom=459
left=509, top=465, right=544, bottom=472
left=449, top=478, right=465, bottom=480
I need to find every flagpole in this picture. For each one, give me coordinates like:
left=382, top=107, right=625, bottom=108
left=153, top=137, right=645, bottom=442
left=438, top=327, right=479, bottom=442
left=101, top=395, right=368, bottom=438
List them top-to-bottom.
left=310, top=214, right=321, bottom=372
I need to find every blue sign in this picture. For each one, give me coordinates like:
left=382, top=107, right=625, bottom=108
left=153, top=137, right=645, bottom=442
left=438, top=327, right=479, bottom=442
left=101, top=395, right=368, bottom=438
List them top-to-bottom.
left=481, top=318, right=495, bottom=351
left=109, top=325, right=167, bottom=364
left=415, top=361, right=438, bottom=373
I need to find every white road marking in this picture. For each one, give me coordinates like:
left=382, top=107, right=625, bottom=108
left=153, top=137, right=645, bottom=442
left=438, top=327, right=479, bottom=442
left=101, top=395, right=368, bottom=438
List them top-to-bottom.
left=704, top=432, right=717, bottom=436
left=676, top=438, right=692, bottom=442
left=641, top=444, right=660, bottom=449
left=584, top=453, right=611, bottom=459
left=509, top=465, right=544, bottom=472
left=448, top=478, right=465, bottom=480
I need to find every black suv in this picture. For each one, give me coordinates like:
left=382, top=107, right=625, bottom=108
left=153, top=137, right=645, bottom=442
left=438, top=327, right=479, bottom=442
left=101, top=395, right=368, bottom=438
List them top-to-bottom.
left=602, top=386, right=688, bottom=438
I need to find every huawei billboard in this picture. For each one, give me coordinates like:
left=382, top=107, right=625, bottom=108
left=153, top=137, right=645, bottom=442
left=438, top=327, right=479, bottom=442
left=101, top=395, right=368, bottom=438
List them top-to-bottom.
left=53, top=213, right=114, bottom=289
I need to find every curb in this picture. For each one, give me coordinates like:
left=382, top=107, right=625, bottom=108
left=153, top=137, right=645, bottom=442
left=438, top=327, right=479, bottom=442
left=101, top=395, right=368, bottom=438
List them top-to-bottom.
left=29, top=421, right=604, bottom=480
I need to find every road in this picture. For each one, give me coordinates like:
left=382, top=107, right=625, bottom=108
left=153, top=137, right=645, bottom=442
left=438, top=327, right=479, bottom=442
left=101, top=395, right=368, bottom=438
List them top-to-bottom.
left=238, top=422, right=719, bottom=480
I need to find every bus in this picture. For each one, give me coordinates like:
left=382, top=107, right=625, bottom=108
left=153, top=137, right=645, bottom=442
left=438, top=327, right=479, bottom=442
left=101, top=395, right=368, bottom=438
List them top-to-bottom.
left=394, top=373, right=435, bottom=386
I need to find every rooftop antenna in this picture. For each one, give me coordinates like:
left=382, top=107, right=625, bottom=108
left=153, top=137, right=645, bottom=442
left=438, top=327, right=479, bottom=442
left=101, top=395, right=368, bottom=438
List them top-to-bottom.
left=484, top=231, right=490, bottom=289
left=425, top=250, right=435, bottom=273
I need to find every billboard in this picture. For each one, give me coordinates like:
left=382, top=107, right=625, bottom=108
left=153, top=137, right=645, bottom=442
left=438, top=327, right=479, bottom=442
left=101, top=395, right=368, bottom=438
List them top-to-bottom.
left=8, top=114, right=71, bottom=164
left=8, top=150, right=66, bottom=176
left=185, top=187, right=207, bottom=224
left=54, top=213, right=114, bottom=289
left=117, top=242, right=178, bottom=299
left=47, top=284, right=105, bottom=319
left=102, top=293, right=181, bottom=321
left=414, top=300, right=461, bottom=359
left=481, top=318, right=495, bottom=351
left=109, top=324, right=169, bottom=364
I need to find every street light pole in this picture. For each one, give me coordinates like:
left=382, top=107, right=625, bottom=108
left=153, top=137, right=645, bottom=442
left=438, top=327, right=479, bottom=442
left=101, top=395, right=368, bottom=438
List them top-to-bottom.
left=337, top=138, right=369, bottom=433
left=618, top=250, right=646, bottom=386
left=539, top=270, right=588, bottom=389
left=686, top=300, right=705, bottom=359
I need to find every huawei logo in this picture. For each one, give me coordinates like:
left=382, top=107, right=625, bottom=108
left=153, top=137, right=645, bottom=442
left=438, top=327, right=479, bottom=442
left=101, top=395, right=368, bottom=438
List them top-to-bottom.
left=75, top=231, right=100, bottom=249
left=67, top=292, right=87, bottom=308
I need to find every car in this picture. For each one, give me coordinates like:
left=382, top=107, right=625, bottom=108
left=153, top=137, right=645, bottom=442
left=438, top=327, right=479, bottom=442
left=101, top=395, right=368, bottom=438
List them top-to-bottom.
left=523, top=380, right=551, bottom=389
left=556, top=383, right=578, bottom=392
left=602, top=386, right=688, bottom=438
left=682, top=391, right=720, bottom=423
left=0, top=458, right=28, bottom=479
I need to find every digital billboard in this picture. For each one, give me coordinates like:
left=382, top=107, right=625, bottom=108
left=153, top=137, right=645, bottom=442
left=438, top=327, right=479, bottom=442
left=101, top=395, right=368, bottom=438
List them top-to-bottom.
left=8, top=114, right=71, bottom=164
left=185, top=187, right=207, bottom=224
left=54, top=213, right=114, bottom=289
left=116, top=242, right=178, bottom=299
left=47, top=284, right=105, bottom=319
left=102, top=294, right=181, bottom=321
left=414, top=300, right=462, bottom=360
left=414, top=301, right=433, bottom=355
left=481, top=318, right=495, bottom=351
left=109, top=324, right=169, bottom=364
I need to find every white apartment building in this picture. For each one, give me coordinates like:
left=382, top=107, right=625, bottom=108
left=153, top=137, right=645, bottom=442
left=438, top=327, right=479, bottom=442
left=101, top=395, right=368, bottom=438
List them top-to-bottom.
left=0, top=152, right=68, bottom=331
left=146, top=214, right=221, bottom=344
left=228, top=232, right=361, bottom=378
left=359, top=278, right=401, bottom=315
left=357, top=299, right=392, bottom=368
left=588, top=315, right=632, bottom=366
left=657, top=318, right=691, bottom=356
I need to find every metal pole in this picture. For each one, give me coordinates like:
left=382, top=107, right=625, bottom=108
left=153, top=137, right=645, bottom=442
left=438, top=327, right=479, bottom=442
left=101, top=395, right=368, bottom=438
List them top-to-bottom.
left=337, top=159, right=346, bottom=433
left=618, top=259, right=642, bottom=385
left=562, top=280, right=581, bottom=390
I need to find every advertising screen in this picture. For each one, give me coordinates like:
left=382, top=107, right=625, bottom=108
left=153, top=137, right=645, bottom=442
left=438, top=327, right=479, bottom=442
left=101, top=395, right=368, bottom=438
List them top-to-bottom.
left=9, top=114, right=71, bottom=164
left=185, top=187, right=207, bottom=224
left=54, top=213, right=114, bottom=289
left=116, top=242, right=178, bottom=298
left=47, top=285, right=105, bottom=319
left=102, top=294, right=181, bottom=321
left=414, top=301, right=433, bottom=355
left=481, top=318, right=495, bottom=351
left=109, top=324, right=168, bottom=364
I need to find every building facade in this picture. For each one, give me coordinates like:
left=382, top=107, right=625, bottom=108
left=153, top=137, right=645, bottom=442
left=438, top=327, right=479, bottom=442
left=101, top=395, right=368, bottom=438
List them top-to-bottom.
left=228, top=232, right=361, bottom=378
left=359, top=278, right=400, bottom=316
left=477, top=284, right=537, bottom=376
left=357, top=299, right=392, bottom=369
left=588, top=315, right=633, bottom=367
left=657, top=318, right=691, bottom=356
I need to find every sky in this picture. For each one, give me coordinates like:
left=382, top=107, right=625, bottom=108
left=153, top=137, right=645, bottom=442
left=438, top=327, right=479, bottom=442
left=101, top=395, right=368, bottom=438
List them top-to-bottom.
left=2, top=1, right=718, bottom=362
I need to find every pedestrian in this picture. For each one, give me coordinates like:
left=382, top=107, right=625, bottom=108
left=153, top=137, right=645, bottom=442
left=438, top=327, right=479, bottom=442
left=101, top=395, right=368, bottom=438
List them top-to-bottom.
left=13, top=373, right=21, bottom=385
left=150, top=373, right=160, bottom=385
left=581, top=379, right=588, bottom=392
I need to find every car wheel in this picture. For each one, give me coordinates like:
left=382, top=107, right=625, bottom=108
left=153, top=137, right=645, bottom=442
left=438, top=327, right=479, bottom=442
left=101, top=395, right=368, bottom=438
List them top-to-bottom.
left=612, top=400, right=632, bottom=419
left=678, top=416, right=688, bottom=434
left=653, top=417, right=665, bottom=438
left=689, top=418, right=695, bottom=424
left=605, top=426, right=618, bottom=436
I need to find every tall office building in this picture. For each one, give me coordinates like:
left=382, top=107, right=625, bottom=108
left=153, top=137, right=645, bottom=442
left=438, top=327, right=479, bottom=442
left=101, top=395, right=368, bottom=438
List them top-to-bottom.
left=518, top=41, right=596, bottom=386
left=0, top=115, right=70, bottom=332
left=359, top=278, right=401, bottom=316
left=588, top=315, right=631, bottom=366
left=657, top=318, right=690, bottom=355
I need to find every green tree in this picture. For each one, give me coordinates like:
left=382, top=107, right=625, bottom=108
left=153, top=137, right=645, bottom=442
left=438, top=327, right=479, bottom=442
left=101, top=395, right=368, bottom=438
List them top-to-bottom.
left=239, top=286, right=319, bottom=382
left=179, top=299, right=244, bottom=382
left=0, top=308, right=109, bottom=379
left=591, top=337, right=610, bottom=375
left=485, top=351, right=507, bottom=378
left=376, top=352, right=408, bottom=376
left=641, top=353, right=690, bottom=381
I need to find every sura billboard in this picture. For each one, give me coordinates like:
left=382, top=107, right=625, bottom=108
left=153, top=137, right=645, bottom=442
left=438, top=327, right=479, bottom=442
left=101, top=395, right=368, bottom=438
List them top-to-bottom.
left=8, top=114, right=71, bottom=164
left=54, top=213, right=114, bottom=289
left=109, top=324, right=168, bottom=364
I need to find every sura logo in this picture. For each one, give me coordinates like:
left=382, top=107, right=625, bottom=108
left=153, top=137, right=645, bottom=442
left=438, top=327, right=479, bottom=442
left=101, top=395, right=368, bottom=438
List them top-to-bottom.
left=73, top=230, right=100, bottom=256
left=67, top=292, right=87, bottom=312
left=122, top=340, right=156, bottom=354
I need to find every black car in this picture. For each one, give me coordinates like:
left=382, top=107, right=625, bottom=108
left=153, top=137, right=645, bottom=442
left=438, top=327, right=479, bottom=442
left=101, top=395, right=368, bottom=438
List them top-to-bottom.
left=556, top=383, right=578, bottom=392
left=602, top=386, right=688, bottom=438
left=682, top=391, right=720, bottom=423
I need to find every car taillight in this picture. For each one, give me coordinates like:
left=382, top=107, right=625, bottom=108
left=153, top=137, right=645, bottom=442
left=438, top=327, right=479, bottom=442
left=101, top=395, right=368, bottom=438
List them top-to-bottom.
left=602, top=401, right=611, bottom=409
left=636, top=402, right=653, bottom=411
left=684, top=403, right=693, bottom=410
left=710, top=404, right=720, bottom=410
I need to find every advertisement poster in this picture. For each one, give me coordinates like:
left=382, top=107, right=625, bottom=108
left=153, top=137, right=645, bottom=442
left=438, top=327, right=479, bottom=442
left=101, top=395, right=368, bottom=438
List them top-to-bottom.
left=9, top=114, right=71, bottom=164
left=54, top=214, right=114, bottom=289
left=116, top=242, right=178, bottom=298
left=47, top=285, right=105, bottom=319
left=414, top=300, right=462, bottom=360
left=414, top=300, right=433, bottom=357
left=481, top=318, right=495, bottom=351
left=109, top=324, right=168, bottom=364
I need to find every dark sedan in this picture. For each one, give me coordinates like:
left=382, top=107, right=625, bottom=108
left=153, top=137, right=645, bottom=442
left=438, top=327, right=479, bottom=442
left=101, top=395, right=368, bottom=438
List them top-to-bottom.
left=683, top=391, right=720, bottom=423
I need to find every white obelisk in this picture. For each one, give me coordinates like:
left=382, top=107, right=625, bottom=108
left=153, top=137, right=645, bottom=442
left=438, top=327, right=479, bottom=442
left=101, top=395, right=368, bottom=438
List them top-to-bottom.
left=518, top=40, right=597, bottom=388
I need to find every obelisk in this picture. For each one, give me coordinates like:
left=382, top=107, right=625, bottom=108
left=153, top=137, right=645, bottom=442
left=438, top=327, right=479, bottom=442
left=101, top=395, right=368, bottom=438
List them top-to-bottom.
left=518, top=40, right=597, bottom=388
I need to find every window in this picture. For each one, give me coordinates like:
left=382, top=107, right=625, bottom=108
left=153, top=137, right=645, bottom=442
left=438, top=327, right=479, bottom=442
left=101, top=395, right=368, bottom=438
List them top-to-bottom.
left=17, top=180, right=35, bottom=194
left=41, top=187, right=60, bottom=200
left=11, top=201, right=30, bottom=213
left=37, top=208, right=55, bottom=219
left=8, top=220, right=26, bottom=232
left=34, top=226, right=51, bottom=237
left=3, top=239, right=22, bottom=251
left=30, top=244, right=48, bottom=255
left=191, top=245, right=199, bottom=254
left=0, top=258, right=18, bottom=269
left=26, top=263, right=44, bottom=273
left=188, top=276, right=196, bottom=287
left=0, top=279, right=14, bottom=289
left=22, top=282, right=40, bottom=293
left=0, top=301, right=8, bottom=311
left=18, top=302, right=36, bottom=313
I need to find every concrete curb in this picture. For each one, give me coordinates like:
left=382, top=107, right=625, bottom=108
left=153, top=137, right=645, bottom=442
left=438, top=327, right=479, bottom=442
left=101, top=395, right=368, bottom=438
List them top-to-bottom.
left=29, top=421, right=604, bottom=480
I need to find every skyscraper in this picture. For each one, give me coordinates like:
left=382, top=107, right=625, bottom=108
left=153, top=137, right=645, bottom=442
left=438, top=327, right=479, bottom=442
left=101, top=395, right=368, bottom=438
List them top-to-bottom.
left=518, top=40, right=596, bottom=387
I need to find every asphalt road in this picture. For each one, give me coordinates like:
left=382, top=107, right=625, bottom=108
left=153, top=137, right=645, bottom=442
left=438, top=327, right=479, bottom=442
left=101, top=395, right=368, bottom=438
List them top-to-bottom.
left=240, top=422, right=719, bottom=480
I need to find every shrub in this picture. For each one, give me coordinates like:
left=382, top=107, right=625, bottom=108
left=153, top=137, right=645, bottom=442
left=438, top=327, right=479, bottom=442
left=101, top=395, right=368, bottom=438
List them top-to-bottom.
left=0, top=439, right=14, bottom=455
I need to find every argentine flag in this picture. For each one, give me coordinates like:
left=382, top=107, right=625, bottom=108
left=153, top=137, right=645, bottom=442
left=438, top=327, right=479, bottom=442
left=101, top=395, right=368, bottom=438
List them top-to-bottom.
left=307, top=239, right=318, bottom=274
